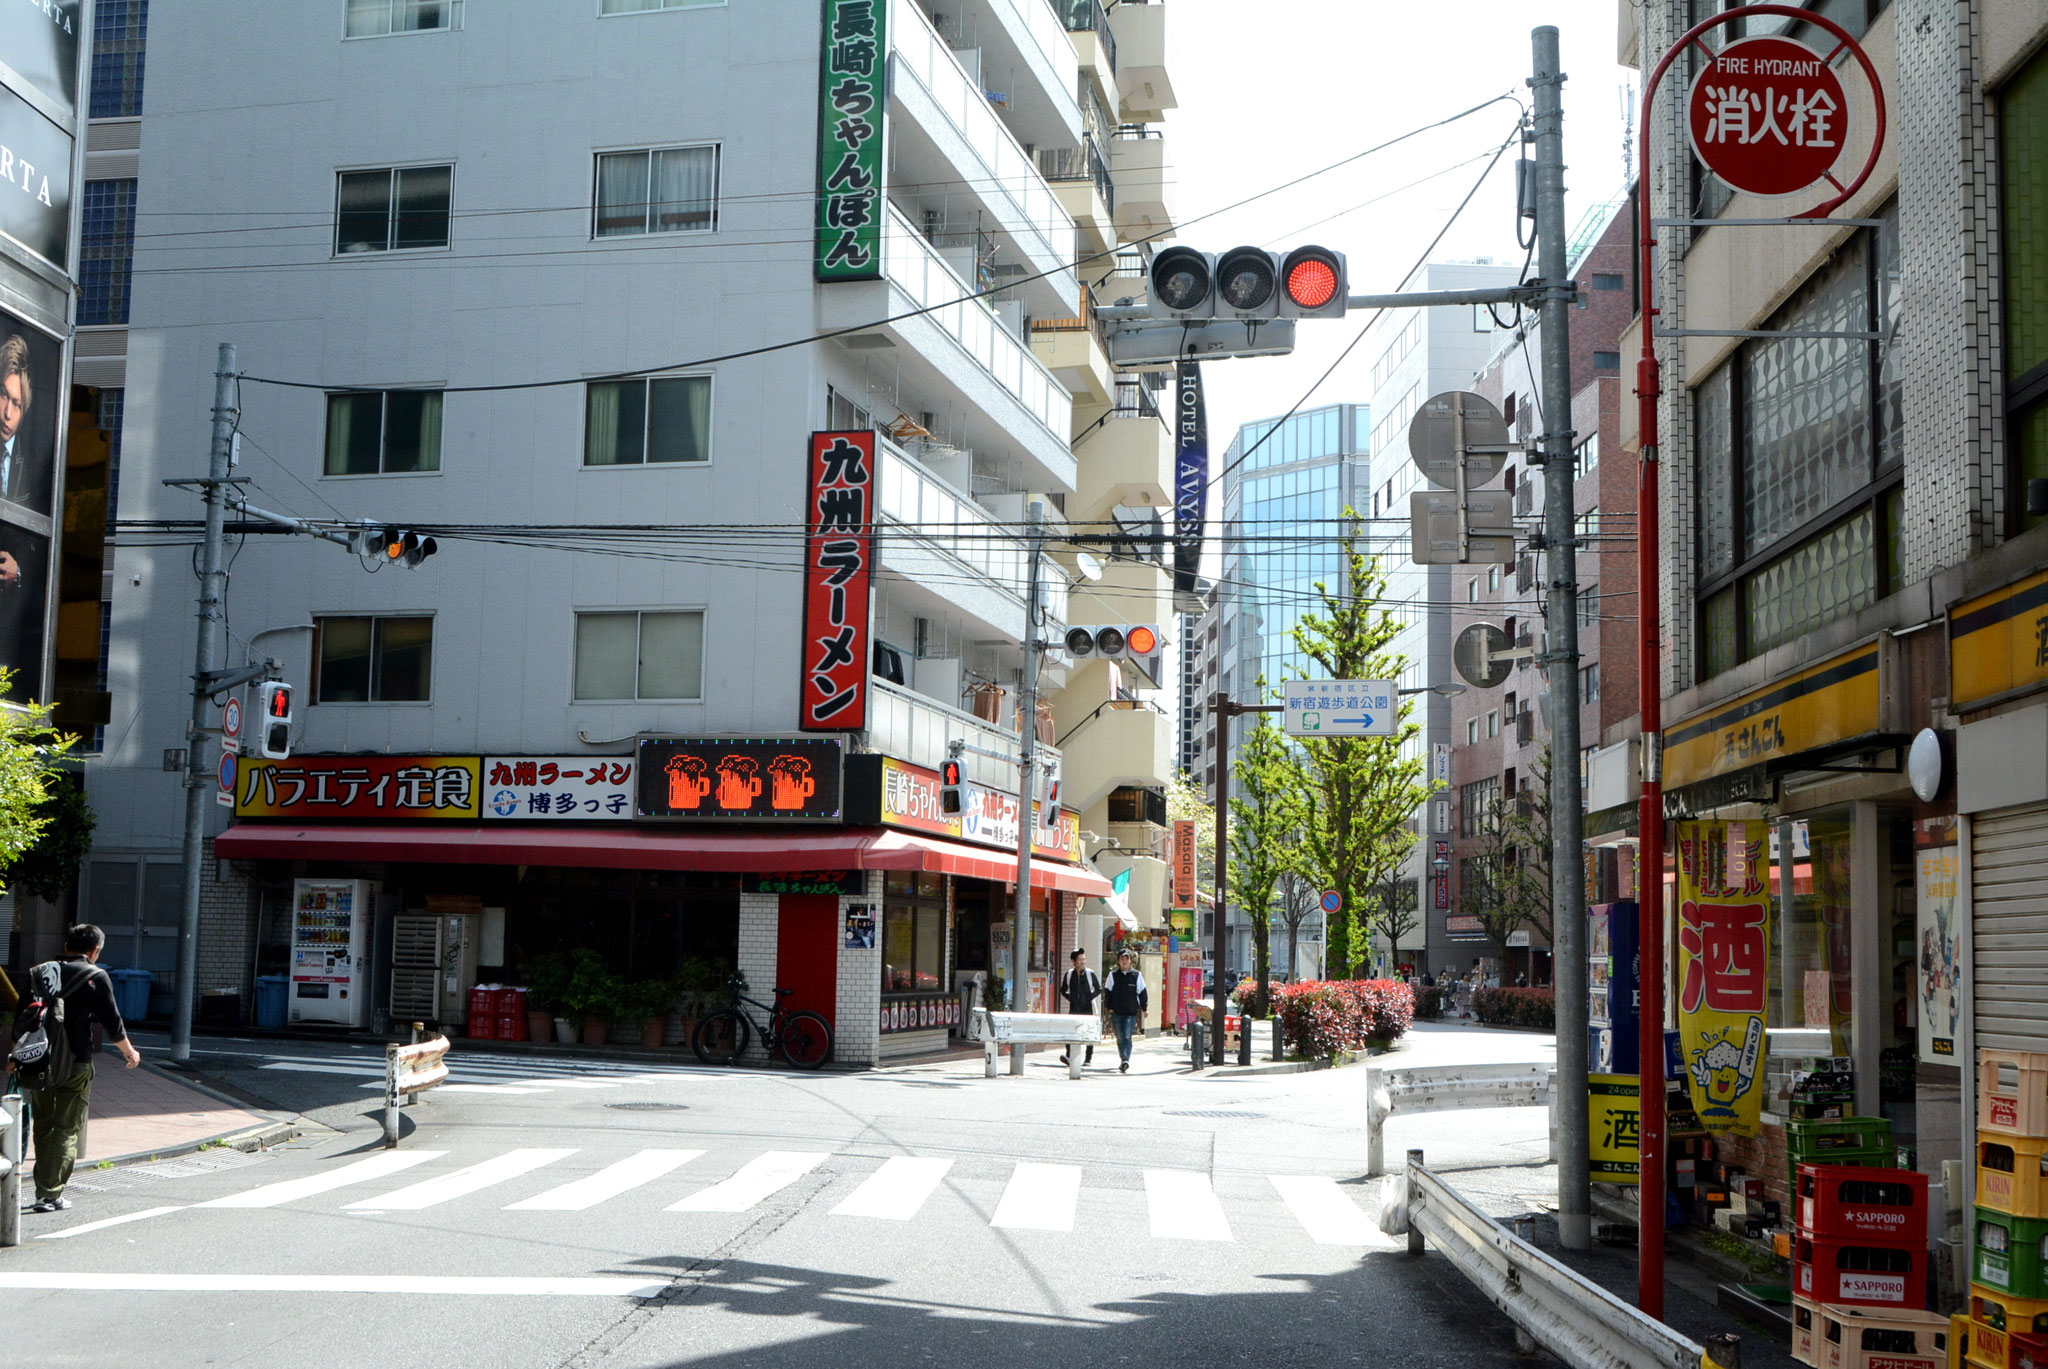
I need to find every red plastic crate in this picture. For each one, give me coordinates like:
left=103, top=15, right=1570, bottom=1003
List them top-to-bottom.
left=468, top=986, right=495, bottom=1020
left=496, top=988, right=527, bottom=1016
left=496, top=1013, right=524, bottom=1042
left=469, top=1014, right=496, bottom=1041
left=1982, top=1052, right=2048, bottom=1139
left=1799, top=1163, right=1930, bottom=1244
left=1795, top=1232, right=1927, bottom=1309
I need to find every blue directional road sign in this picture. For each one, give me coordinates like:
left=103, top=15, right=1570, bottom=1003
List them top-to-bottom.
left=1282, top=680, right=1398, bottom=737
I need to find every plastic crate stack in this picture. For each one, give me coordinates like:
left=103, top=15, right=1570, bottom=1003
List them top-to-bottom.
left=463, top=986, right=528, bottom=1042
left=1967, top=1051, right=2048, bottom=1369
left=1791, top=1161, right=1945, bottom=1368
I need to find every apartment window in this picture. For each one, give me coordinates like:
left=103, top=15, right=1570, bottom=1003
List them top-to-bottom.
left=90, top=0, right=148, bottom=119
left=346, top=0, right=461, bottom=36
left=602, top=0, right=723, bottom=11
left=2005, top=48, right=2048, bottom=533
left=594, top=145, right=719, bottom=237
left=335, top=165, right=452, bottom=253
left=78, top=180, right=138, bottom=327
left=1694, top=201, right=1902, bottom=672
left=1592, top=272, right=1625, bottom=292
left=1593, top=351, right=1621, bottom=371
left=585, top=376, right=712, bottom=465
left=325, top=390, right=444, bottom=475
left=1574, top=433, right=1599, bottom=478
left=1577, top=508, right=1602, bottom=539
left=1487, top=565, right=1501, bottom=592
left=1467, top=576, right=1479, bottom=604
left=1577, top=584, right=1599, bottom=629
left=574, top=610, right=705, bottom=701
left=314, top=617, right=433, bottom=702
left=1581, top=662, right=1601, bottom=703
left=1486, top=710, right=1499, bottom=738
left=1466, top=718, right=1479, bottom=746
left=1460, top=775, right=1500, bottom=838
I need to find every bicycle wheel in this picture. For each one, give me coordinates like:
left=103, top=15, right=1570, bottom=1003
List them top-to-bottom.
left=693, top=1008, right=750, bottom=1067
left=775, top=1011, right=833, bottom=1070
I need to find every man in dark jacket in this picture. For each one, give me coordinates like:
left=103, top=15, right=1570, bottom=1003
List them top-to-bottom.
left=8, top=923, right=141, bottom=1213
left=1059, top=949, right=1101, bottom=1067
left=1104, top=949, right=1149, bottom=1073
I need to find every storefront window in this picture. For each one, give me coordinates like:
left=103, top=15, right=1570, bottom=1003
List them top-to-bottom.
left=1766, top=814, right=1854, bottom=1101
left=883, top=872, right=945, bottom=993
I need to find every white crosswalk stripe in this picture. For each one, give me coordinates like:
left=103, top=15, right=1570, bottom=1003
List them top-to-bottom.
left=344, top=1149, right=577, bottom=1211
left=199, top=1150, right=447, bottom=1209
left=505, top=1150, right=705, bottom=1211
left=667, top=1152, right=829, bottom=1212
left=830, top=1156, right=954, bottom=1220
left=990, top=1162, right=1080, bottom=1232
left=1143, top=1170, right=1231, bottom=1241
left=1267, top=1175, right=1392, bottom=1246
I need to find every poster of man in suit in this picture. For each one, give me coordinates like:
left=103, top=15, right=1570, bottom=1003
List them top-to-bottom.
left=0, top=308, right=61, bottom=703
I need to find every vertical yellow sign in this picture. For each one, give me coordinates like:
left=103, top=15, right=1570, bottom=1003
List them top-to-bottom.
left=1675, top=819, right=1771, bottom=1138
left=1588, top=1074, right=1641, bottom=1183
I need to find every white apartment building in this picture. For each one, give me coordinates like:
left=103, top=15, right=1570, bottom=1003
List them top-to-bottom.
left=76, top=0, right=1182, bottom=1063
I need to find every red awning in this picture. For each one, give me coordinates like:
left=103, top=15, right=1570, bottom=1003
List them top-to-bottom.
left=213, top=823, right=1113, bottom=897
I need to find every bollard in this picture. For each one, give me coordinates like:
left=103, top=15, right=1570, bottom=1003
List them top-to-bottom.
left=1237, top=1015, right=1251, bottom=1066
left=1270, top=1016, right=1283, bottom=1062
left=1189, top=1022, right=1206, bottom=1071
left=408, top=1023, right=428, bottom=1108
left=383, top=1042, right=400, bottom=1148
left=0, top=1092, right=21, bottom=1248
left=1406, top=1148, right=1426, bottom=1255
left=1701, top=1334, right=1743, bottom=1369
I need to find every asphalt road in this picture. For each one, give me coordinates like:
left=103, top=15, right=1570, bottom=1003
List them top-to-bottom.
left=4, top=1022, right=1559, bottom=1369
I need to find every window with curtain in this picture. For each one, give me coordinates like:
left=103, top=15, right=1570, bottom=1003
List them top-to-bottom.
left=346, top=0, right=462, bottom=36
left=601, top=0, right=723, bottom=12
left=2004, top=48, right=2048, bottom=533
left=594, top=145, right=719, bottom=237
left=335, top=165, right=452, bottom=253
left=1692, top=200, right=1902, bottom=675
left=585, top=375, right=712, bottom=465
left=324, top=390, right=443, bottom=474
left=573, top=610, right=704, bottom=701
left=314, top=616, right=433, bottom=702
left=881, top=872, right=945, bottom=993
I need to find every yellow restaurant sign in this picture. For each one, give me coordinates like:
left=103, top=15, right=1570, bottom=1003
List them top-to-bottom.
left=1950, top=566, right=2048, bottom=708
left=1662, top=643, right=1882, bottom=790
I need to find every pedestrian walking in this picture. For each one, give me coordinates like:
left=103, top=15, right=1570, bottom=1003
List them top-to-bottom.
left=5, top=924, right=142, bottom=1213
left=1058, top=949, right=1101, bottom=1068
left=1104, top=949, right=1148, bottom=1074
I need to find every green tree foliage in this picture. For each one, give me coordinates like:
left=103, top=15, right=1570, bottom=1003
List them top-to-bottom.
left=1290, top=523, right=1427, bottom=977
left=0, top=673, right=80, bottom=895
left=1229, top=697, right=1303, bottom=1014
left=1463, top=745, right=1555, bottom=958
left=6, top=771, right=95, bottom=902
left=1367, top=875, right=1422, bottom=971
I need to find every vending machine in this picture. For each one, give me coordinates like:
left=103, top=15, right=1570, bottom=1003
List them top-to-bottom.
left=289, top=878, right=372, bottom=1027
left=1588, top=900, right=1641, bottom=1074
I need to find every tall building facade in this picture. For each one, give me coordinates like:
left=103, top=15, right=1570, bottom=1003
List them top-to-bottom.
left=67, top=0, right=1184, bottom=1060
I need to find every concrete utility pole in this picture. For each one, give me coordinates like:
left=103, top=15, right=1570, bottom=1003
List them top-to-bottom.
left=1531, top=27, right=1592, bottom=1250
left=172, top=343, right=239, bottom=1066
left=1008, top=500, right=1046, bottom=1071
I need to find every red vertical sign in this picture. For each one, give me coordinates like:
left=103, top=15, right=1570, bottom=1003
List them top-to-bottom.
left=802, top=431, right=876, bottom=731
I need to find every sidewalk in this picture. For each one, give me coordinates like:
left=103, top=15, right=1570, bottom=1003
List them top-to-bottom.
left=24, top=1059, right=297, bottom=1168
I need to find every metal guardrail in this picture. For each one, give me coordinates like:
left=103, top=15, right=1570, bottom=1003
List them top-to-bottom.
left=974, top=1008, right=1100, bottom=1079
left=383, top=1028, right=450, bottom=1148
left=1365, top=1062, right=1556, bottom=1176
left=0, top=1092, right=20, bottom=1247
left=1401, top=1149, right=1709, bottom=1369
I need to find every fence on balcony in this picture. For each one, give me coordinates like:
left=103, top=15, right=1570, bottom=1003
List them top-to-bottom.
left=1053, top=0, right=1116, bottom=71
left=874, top=433, right=1071, bottom=629
left=867, top=677, right=1060, bottom=791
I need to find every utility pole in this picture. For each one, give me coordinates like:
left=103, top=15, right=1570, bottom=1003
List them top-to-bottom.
left=1531, top=26, right=1591, bottom=1250
left=172, top=343, right=239, bottom=1066
left=1008, top=500, right=1046, bottom=1072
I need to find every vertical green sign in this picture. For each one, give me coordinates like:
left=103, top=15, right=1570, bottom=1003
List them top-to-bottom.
left=817, top=0, right=887, bottom=282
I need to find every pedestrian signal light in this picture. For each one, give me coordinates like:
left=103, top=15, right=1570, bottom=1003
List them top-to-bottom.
left=1279, top=246, right=1347, bottom=317
left=1147, top=247, right=1215, bottom=319
left=1215, top=247, right=1280, bottom=320
left=255, top=682, right=293, bottom=760
left=940, top=757, right=965, bottom=816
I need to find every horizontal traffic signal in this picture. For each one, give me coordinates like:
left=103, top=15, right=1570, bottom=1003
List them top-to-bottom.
left=1148, top=245, right=1346, bottom=320
left=381, top=528, right=438, bottom=568
left=1063, top=624, right=1162, bottom=662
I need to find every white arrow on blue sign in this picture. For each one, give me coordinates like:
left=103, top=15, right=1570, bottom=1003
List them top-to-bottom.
left=1281, top=680, right=1399, bottom=738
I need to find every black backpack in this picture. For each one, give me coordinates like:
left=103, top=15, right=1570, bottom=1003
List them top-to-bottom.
left=8, top=960, right=89, bottom=1090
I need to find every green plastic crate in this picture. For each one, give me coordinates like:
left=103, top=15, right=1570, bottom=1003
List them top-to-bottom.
left=1787, top=1116, right=1894, bottom=1158
left=1974, top=1208, right=2048, bottom=1300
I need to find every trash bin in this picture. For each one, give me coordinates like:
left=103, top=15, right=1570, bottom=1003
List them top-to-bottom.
left=108, top=968, right=152, bottom=1022
left=256, top=975, right=289, bottom=1030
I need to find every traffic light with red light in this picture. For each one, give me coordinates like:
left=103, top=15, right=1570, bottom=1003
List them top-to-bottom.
left=1148, top=245, right=1345, bottom=321
left=1278, top=246, right=1347, bottom=318
left=1062, top=624, right=1163, bottom=665
left=255, top=681, right=293, bottom=760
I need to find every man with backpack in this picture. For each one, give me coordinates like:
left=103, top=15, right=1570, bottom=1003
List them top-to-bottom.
left=5, top=924, right=141, bottom=1213
left=1058, top=949, right=1101, bottom=1068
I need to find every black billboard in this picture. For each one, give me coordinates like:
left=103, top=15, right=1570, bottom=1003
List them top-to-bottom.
left=0, top=1, right=81, bottom=121
left=0, top=82, right=74, bottom=268
left=0, top=304, right=60, bottom=703
left=636, top=737, right=845, bottom=821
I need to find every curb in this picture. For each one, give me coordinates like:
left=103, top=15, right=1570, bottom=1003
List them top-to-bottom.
left=94, top=1117, right=302, bottom=1171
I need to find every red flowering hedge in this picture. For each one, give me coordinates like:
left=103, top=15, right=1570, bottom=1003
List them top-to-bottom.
left=1272, top=979, right=1416, bottom=1058
left=1473, top=986, right=1555, bottom=1030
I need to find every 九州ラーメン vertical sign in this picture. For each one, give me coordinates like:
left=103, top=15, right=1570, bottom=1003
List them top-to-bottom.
left=816, top=0, right=887, bottom=281
left=1173, top=362, right=1206, bottom=598
left=802, top=431, right=875, bottom=730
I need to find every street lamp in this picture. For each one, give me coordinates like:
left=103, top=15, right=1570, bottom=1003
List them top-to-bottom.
left=1399, top=683, right=1467, bottom=698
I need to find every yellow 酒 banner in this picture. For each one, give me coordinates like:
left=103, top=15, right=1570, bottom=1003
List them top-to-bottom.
left=1675, top=819, right=1771, bottom=1138
left=1588, top=1074, right=1641, bottom=1184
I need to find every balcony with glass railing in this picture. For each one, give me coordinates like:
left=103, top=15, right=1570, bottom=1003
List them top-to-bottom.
left=891, top=0, right=1078, bottom=315
left=1055, top=0, right=1117, bottom=75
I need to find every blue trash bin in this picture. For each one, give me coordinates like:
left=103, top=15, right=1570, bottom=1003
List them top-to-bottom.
left=108, top=968, right=153, bottom=1022
left=256, top=975, right=289, bottom=1031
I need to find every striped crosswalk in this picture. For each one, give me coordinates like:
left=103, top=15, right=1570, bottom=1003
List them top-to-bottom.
left=37, top=1144, right=1401, bottom=1252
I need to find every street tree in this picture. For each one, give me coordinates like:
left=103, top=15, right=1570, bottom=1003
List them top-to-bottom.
left=1291, top=522, right=1427, bottom=977
left=0, top=671, right=80, bottom=893
left=1229, top=696, right=1303, bottom=1013
left=1463, top=745, right=1556, bottom=962
left=1276, top=872, right=1322, bottom=980
left=1366, top=875, right=1421, bottom=973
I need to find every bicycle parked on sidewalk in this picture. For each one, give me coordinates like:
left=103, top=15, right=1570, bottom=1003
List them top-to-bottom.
left=691, top=976, right=833, bottom=1070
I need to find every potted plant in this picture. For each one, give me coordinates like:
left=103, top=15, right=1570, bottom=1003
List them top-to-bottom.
left=563, top=949, right=621, bottom=1047
left=523, top=950, right=574, bottom=1045
left=675, top=958, right=718, bottom=1044
left=619, top=977, right=679, bottom=1049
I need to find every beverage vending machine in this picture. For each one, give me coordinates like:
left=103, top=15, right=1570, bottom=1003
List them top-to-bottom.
left=290, top=878, right=372, bottom=1027
left=1587, top=900, right=1641, bottom=1074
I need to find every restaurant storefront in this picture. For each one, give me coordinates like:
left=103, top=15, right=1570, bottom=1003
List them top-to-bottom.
left=214, top=737, right=1108, bottom=1067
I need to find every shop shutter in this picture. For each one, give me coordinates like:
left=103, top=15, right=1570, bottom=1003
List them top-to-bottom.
left=1972, top=803, right=2048, bottom=1053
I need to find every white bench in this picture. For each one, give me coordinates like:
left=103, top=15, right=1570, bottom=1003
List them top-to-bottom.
left=974, top=1009, right=1103, bottom=1079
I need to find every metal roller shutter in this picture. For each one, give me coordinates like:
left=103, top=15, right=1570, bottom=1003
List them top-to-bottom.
left=1972, top=803, right=2048, bottom=1053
